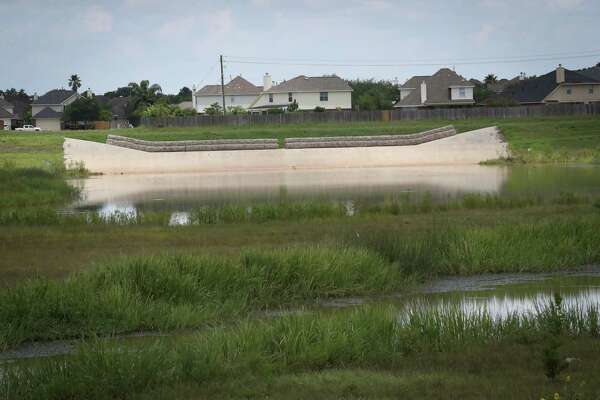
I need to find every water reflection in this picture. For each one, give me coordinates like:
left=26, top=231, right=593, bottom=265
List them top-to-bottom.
left=69, top=164, right=600, bottom=218
left=403, top=285, right=600, bottom=321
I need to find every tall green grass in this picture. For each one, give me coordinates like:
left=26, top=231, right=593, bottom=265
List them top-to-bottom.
left=0, top=162, right=79, bottom=209
left=1, top=190, right=595, bottom=226
left=2, top=214, right=599, bottom=348
left=347, top=215, right=600, bottom=277
left=0, top=247, right=401, bottom=349
left=2, top=303, right=599, bottom=400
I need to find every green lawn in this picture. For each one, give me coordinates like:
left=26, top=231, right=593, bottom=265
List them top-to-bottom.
left=1, top=116, right=599, bottom=168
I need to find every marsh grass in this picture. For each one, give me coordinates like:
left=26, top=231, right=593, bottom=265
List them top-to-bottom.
left=1, top=190, right=595, bottom=226
left=2, top=213, right=599, bottom=348
left=347, top=215, right=600, bottom=276
left=0, top=247, right=401, bottom=349
left=2, top=304, right=599, bottom=400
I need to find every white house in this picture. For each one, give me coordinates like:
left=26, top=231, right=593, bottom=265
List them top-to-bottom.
left=395, top=68, right=474, bottom=108
left=193, top=74, right=352, bottom=113
left=249, top=74, right=352, bottom=112
left=192, top=76, right=263, bottom=113
left=32, top=89, right=79, bottom=131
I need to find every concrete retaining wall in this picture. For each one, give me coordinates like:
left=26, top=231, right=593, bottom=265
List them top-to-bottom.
left=64, top=126, right=509, bottom=175
left=284, top=126, right=456, bottom=149
left=106, top=135, right=278, bottom=152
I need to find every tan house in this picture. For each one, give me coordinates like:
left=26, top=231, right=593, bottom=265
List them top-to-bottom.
left=501, top=65, right=600, bottom=105
left=394, top=68, right=475, bottom=108
left=32, top=89, right=79, bottom=131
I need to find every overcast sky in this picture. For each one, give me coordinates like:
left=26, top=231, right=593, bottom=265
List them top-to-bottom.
left=1, top=0, right=599, bottom=94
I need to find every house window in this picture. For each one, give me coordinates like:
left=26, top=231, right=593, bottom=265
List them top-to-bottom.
left=459, top=87, right=466, bottom=98
left=589, top=87, right=594, bottom=95
left=566, top=88, right=572, bottom=95
left=288, top=92, right=293, bottom=102
left=320, top=92, right=328, bottom=101
left=269, top=94, right=273, bottom=103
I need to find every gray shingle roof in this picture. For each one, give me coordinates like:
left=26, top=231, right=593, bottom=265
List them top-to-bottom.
left=576, top=65, right=600, bottom=82
left=501, top=68, right=600, bottom=104
left=395, top=69, right=474, bottom=107
left=266, top=75, right=352, bottom=93
left=196, top=76, right=263, bottom=96
left=33, top=89, right=77, bottom=105
left=95, top=95, right=131, bottom=118
left=0, top=98, right=13, bottom=108
left=34, top=107, right=63, bottom=118
left=0, top=108, right=12, bottom=118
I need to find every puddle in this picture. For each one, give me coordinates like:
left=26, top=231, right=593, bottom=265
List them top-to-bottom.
left=3, top=266, right=599, bottom=362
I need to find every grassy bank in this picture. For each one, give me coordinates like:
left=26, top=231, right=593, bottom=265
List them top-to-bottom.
left=2, top=116, right=599, bottom=167
left=2, top=213, right=600, bottom=348
left=3, top=304, right=599, bottom=399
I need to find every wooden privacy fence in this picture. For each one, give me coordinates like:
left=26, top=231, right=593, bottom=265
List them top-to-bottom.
left=140, top=102, right=600, bottom=128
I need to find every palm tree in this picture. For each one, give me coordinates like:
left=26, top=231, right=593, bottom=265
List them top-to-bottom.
left=68, top=74, right=82, bottom=92
left=484, top=74, right=498, bottom=87
left=128, top=80, right=163, bottom=107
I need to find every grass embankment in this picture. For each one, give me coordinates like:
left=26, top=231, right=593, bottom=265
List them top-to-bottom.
left=2, top=116, right=599, bottom=166
left=2, top=214, right=599, bottom=348
left=3, top=304, right=599, bottom=399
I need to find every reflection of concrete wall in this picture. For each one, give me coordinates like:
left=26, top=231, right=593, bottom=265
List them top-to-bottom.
left=65, top=127, right=508, bottom=175
left=71, top=165, right=509, bottom=207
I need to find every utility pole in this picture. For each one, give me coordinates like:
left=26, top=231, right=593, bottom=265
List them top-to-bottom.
left=219, top=55, right=226, bottom=116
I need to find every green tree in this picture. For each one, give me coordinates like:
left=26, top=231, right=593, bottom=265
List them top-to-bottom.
left=484, top=74, right=498, bottom=87
left=68, top=75, right=82, bottom=92
left=348, top=79, right=399, bottom=110
left=128, top=80, right=163, bottom=108
left=104, top=87, right=132, bottom=98
left=63, top=97, right=103, bottom=121
left=287, top=100, right=299, bottom=112
left=204, top=102, right=222, bottom=115
left=227, top=105, right=246, bottom=115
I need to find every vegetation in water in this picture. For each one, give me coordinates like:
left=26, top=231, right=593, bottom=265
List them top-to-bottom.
left=2, top=304, right=600, bottom=400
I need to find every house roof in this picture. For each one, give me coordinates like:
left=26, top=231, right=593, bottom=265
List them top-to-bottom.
left=577, top=65, right=600, bottom=81
left=395, top=68, right=474, bottom=107
left=501, top=68, right=600, bottom=104
left=265, top=75, right=352, bottom=93
left=196, top=76, right=263, bottom=96
left=400, top=76, right=429, bottom=89
left=33, top=89, right=77, bottom=105
left=95, top=95, right=131, bottom=117
left=0, top=98, right=13, bottom=108
left=10, top=100, right=28, bottom=119
left=0, top=107, right=12, bottom=118
left=33, top=107, right=63, bottom=118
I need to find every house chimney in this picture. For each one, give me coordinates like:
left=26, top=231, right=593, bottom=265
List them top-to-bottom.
left=556, top=64, right=565, bottom=84
left=263, top=73, right=272, bottom=91
left=420, top=81, right=427, bottom=104
left=33, top=92, right=39, bottom=101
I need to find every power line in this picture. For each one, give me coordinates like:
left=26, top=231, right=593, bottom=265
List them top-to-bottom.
left=223, top=51, right=600, bottom=68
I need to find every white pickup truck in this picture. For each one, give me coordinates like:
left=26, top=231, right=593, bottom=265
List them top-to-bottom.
left=15, top=125, right=42, bottom=132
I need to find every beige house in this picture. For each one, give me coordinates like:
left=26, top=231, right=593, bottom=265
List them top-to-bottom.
left=501, top=65, right=600, bottom=105
left=394, top=69, right=475, bottom=108
left=249, top=74, right=352, bottom=112
left=193, top=76, right=263, bottom=113
left=32, top=89, right=79, bottom=131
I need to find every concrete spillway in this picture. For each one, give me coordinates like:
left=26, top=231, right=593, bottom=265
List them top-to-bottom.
left=63, top=127, right=509, bottom=175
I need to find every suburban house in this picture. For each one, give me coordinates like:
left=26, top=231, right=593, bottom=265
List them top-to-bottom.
left=500, top=65, right=600, bottom=105
left=394, top=68, right=475, bottom=108
left=192, top=74, right=352, bottom=113
left=248, top=74, right=352, bottom=112
left=192, top=76, right=263, bottom=113
left=32, top=89, right=79, bottom=131
left=96, top=95, right=132, bottom=129
left=0, top=96, right=15, bottom=130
